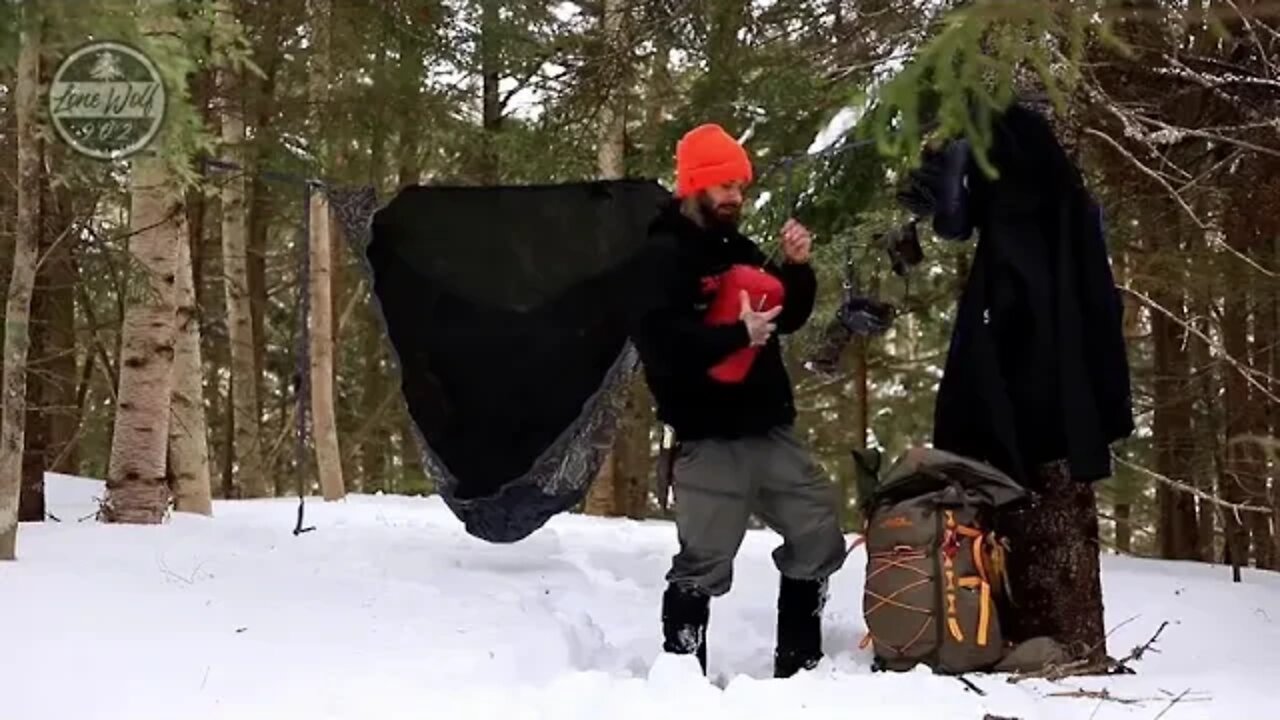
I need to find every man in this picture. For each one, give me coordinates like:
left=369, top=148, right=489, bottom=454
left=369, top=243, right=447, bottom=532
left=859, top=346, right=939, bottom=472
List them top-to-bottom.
left=626, top=123, right=848, bottom=679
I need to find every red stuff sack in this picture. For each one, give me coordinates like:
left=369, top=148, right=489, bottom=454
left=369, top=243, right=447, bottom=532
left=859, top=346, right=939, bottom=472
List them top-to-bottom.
left=704, top=264, right=784, bottom=383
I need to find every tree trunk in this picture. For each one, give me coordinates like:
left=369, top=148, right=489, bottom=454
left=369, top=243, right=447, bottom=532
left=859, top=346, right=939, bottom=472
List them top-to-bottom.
left=478, top=0, right=501, bottom=183
left=582, top=0, right=641, bottom=518
left=595, top=0, right=627, bottom=179
left=699, top=0, right=747, bottom=128
left=247, top=1, right=281, bottom=451
left=642, top=1, right=673, bottom=166
left=396, top=21, right=424, bottom=188
left=1, top=23, right=42, bottom=558
left=219, top=68, right=267, bottom=498
left=0, top=71, right=13, bottom=376
left=25, top=146, right=79, bottom=513
left=101, top=151, right=182, bottom=525
left=44, top=179, right=79, bottom=476
left=309, top=190, right=344, bottom=501
left=1221, top=191, right=1255, bottom=572
left=1247, top=192, right=1276, bottom=569
left=1152, top=210, right=1198, bottom=560
left=168, top=212, right=213, bottom=515
left=1271, top=232, right=1280, bottom=568
left=1110, top=244, right=1140, bottom=556
left=20, top=249, right=47, bottom=522
left=1191, top=311, right=1218, bottom=562
left=358, top=326, right=388, bottom=493
left=619, top=377, right=656, bottom=519
left=400, top=414, right=428, bottom=493
left=582, top=451, right=620, bottom=516
left=996, top=460, right=1108, bottom=664
left=1114, top=502, right=1132, bottom=553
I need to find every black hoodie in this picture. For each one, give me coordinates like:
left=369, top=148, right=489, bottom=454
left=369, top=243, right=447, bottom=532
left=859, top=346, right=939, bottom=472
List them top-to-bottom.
left=625, top=199, right=817, bottom=441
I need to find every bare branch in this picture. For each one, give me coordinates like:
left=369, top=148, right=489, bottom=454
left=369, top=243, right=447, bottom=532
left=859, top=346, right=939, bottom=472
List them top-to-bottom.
left=1083, top=127, right=1207, bottom=230
left=1120, top=285, right=1280, bottom=401
left=1112, top=453, right=1273, bottom=515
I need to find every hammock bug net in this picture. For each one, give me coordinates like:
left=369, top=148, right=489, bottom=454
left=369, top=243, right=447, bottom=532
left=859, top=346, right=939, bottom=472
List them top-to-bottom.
left=332, top=178, right=673, bottom=543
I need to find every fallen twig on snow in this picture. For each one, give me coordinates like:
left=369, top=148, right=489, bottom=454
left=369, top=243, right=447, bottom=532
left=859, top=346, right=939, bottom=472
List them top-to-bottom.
left=1008, top=620, right=1169, bottom=683
left=1111, top=621, right=1170, bottom=674
left=1008, top=658, right=1094, bottom=683
left=1045, top=687, right=1210, bottom=708
left=1046, top=688, right=1145, bottom=705
left=1153, top=688, right=1198, bottom=719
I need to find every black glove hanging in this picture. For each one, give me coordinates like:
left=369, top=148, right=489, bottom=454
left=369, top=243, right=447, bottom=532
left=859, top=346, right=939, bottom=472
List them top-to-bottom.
left=894, top=142, right=949, bottom=217
left=804, top=242, right=896, bottom=376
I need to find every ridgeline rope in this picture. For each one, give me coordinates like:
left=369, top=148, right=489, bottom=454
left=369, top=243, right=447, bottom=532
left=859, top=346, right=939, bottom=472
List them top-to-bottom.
left=196, top=129, right=901, bottom=535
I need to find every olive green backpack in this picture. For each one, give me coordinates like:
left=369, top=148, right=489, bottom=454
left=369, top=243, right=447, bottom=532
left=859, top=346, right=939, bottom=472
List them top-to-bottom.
left=850, top=446, right=1029, bottom=674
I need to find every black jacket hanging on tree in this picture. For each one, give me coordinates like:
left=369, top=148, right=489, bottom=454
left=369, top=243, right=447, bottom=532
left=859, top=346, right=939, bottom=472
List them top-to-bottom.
left=907, top=104, right=1134, bottom=488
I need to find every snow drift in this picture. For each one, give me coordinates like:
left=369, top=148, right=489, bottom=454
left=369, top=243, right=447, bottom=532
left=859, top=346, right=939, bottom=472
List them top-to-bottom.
left=2, top=472, right=1278, bottom=719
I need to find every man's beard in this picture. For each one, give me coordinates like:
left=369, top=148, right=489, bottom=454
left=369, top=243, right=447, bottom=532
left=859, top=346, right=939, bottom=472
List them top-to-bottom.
left=697, top=193, right=742, bottom=231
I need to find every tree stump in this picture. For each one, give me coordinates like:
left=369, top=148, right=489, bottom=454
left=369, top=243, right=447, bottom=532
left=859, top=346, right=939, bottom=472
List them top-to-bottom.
left=996, top=459, right=1108, bottom=665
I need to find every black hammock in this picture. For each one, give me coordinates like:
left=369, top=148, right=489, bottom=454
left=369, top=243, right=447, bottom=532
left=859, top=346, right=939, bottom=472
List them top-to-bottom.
left=337, top=178, right=672, bottom=543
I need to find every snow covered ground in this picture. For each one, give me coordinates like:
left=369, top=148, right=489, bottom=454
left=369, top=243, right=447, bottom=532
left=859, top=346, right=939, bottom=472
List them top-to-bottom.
left=3, top=473, right=1278, bottom=720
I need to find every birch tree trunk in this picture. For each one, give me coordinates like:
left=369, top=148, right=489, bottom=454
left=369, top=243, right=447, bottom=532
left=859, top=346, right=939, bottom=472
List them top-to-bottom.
left=300, top=0, right=343, bottom=501
left=595, top=0, right=626, bottom=181
left=0, top=21, right=42, bottom=558
left=219, top=69, right=266, bottom=499
left=101, top=150, right=182, bottom=525
left=309, top=189, right=345, bottom=500
left=168, top=214, right=213, bottom=515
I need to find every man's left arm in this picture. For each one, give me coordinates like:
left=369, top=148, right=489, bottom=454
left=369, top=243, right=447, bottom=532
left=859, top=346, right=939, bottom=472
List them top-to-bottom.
left=763, top=218, right=817, bottom=335
left=766, top=259, right=816, bottom=334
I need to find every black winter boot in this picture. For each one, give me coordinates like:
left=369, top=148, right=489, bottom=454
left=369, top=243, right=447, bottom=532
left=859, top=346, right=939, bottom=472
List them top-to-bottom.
left=774, top=575, right=827, bottom=678
left=661, top=583, right=709, bottom=674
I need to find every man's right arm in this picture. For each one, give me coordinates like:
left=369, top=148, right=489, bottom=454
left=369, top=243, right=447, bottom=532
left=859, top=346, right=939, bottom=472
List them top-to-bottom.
left=625, top=245, right=751, bottom=376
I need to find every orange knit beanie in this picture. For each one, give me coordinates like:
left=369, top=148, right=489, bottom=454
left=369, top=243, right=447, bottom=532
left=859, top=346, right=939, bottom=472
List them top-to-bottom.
left=674, top=123, right=753, bottom=198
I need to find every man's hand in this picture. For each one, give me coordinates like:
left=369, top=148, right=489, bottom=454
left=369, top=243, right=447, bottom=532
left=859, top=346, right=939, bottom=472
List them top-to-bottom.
left=780, top=218, right=812, bottom=264
left=740, top=290, right=782, bottom=346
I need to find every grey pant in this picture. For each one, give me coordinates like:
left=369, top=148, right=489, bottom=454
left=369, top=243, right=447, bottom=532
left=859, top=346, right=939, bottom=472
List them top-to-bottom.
left=666, top=425, right=847, bottom=597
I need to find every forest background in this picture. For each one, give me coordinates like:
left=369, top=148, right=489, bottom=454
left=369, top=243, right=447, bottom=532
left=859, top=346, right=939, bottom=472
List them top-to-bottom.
left=1, top=0, right=1277, bottom=572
